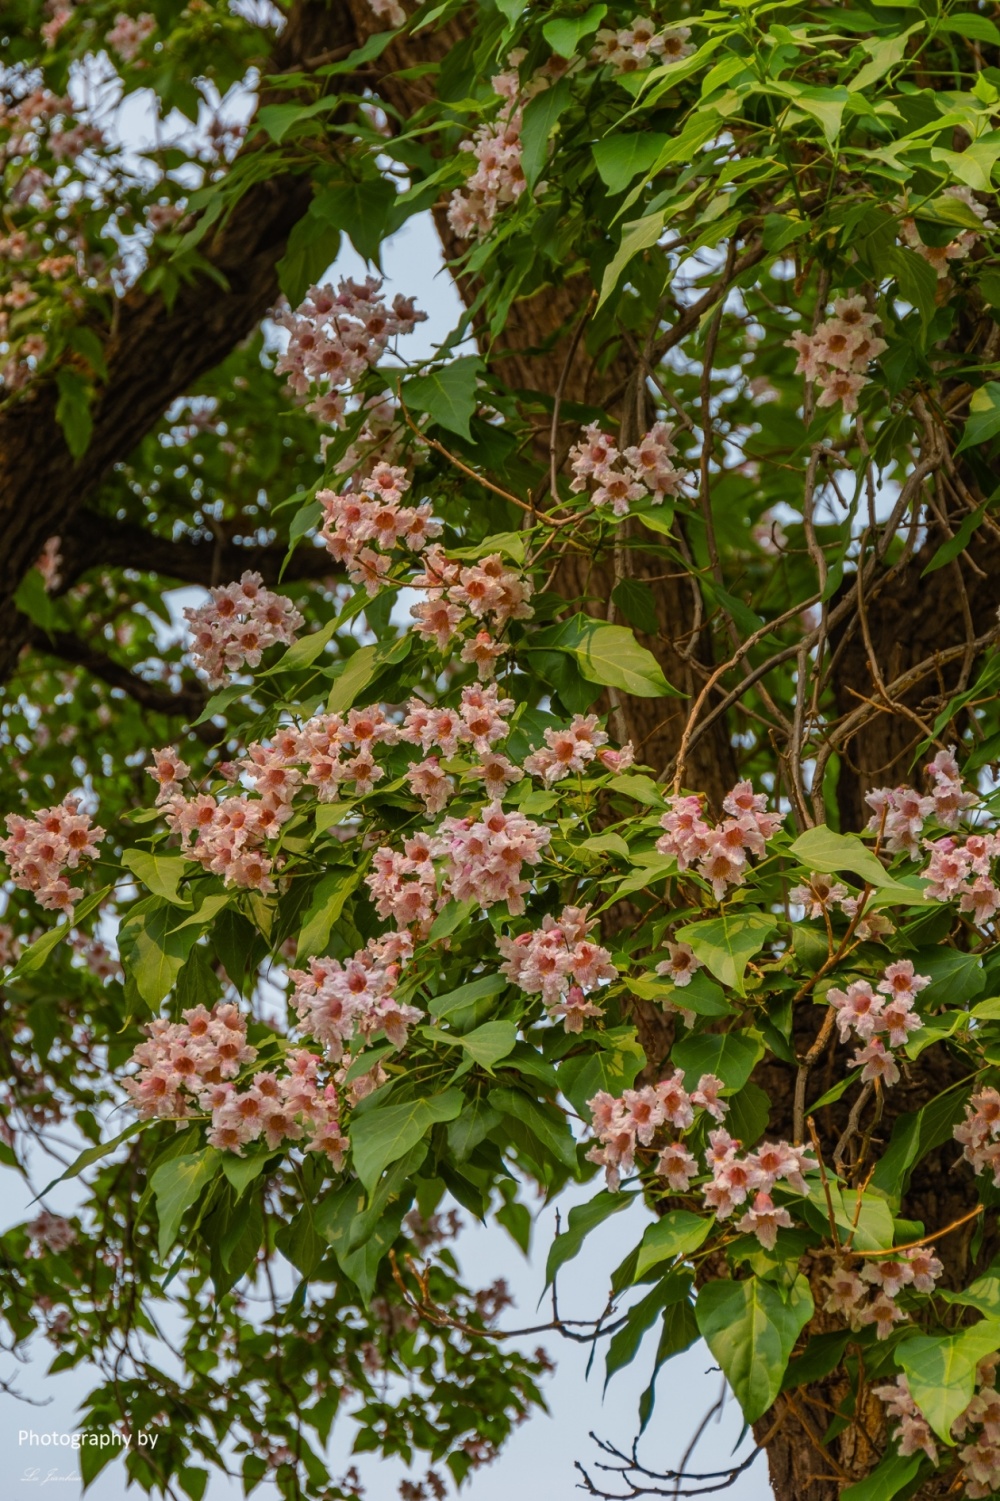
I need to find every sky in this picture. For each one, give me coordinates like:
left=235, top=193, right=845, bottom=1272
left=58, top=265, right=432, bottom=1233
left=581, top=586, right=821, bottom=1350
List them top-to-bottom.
left=2, top=63, right=775, bottom=1501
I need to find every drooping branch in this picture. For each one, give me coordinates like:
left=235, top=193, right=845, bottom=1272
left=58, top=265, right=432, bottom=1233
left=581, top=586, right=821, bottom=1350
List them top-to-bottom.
left=574, top=1429, right=763, bottom=1499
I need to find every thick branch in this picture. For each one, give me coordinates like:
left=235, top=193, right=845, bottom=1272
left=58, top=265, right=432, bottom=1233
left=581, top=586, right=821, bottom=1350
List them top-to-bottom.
left=0, top=0, right=360, bottom=682
left=59, top=513, right=341, bottom=592
left=27, top=628, right=207, bottom=723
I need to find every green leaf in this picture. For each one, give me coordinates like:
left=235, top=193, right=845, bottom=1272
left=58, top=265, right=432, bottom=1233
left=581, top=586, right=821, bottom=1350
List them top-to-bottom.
left=543, top=4, right=607, bottom=57
left=940, top=14, right=1000, bottom=45
left=847, top=24, right=922, bottom=92
left=520, top=77, right=572, bottom=189
left=789, top=84, right=849, bottom=146
left=593, top=132, right=670, bottom=193
left=311, top=177, right=397, bottom=264
left=599, top=211, right=665, bottom=308
left=277, top=213, right=342, bottom=306
left=885, top=245, right=939, bottom=333
left=401, top=355, right=484, bottom=440
left=55, top=367, right=93, bottom=459
left=957, top=383, right=1000, bottom=454
left=922, top=501, right=989, bottom=575
left=13, top=567, right=56, bottom=631
left=611, top=577, right=660, bottom=634
left=271, top=614, right=340, bottom=673
left=528, top=615, right=680, bottom=698
left=326, top=633, right=411, bottom=713
left=789, top=824, right=893, bottom=889
left=121, top=850, right=192, bottom=906
left=295, top=868, right=360, bottom=960
left=3, top=884, right=112, bottom=982
left=117, top=899, right=200, bottom=1007
left=675, top=913, right=777, bottom=996
left=627, top=970, right=735, bottom=1017
left=427, top=973, right=506, bottom=1036
left=428, top=1018, right=517, bottom=1071
left=558, top=1028, right=645, bottom=1116
left=671, top=1030, right=764, bottom=1092
left=491, top=1086, right=578, bottom=1170
left=350, top=1089, right=463, bottom=1192
left=35, top=1119, right=148, bottom=1199
left=151, top=1149, right=219, bottom=1261
left=220, top=1153, right=270, bottom=1199
left=804, top=1180, right=893, bottom=1252
left=545, top=1189, right=635, bottom=1287
left=633, top=1211, right=711, bottom=1280
left=606, top=1273, right=690, bottom=1387
left=696, top=1274, right=814, bottom=1423
left=638, top=1299, right=699, bottom=1430
left=898, top=1320, right=1000, bottom=1444
left=840, top=1450, right=921, bottom=1501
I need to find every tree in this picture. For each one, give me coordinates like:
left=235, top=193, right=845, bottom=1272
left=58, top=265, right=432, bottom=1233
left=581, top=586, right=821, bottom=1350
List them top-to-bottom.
left=4, top=2, right=1000, bottom=1498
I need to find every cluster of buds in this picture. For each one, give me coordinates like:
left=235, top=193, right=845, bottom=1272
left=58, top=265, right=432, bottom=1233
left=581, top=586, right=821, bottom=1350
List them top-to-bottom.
left=273, top=277, right=425, bottom=426
left=786, top=295, right=887, bottom=413
left=568, top=421, right=686, bottom=516
left=184, top=571, right=303, bottom=687
left=655, top=781, right=782, bottom=901
left=0, top=795, right=104, bottom=917
left=498, top=903, right=616, bottom=1032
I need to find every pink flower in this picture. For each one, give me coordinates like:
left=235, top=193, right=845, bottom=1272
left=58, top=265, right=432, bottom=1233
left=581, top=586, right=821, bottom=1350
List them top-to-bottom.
left=655, top=941, right=702, bottom=987
left=656, top=1142, right=698, bottom=1191
left=736, top=1190, right=792, bottom=1251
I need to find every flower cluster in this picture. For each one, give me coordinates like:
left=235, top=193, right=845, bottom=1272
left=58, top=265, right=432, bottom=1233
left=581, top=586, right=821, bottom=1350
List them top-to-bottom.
left=365, top=0, right=406, bottom=29
left=105, top=12, right=156, bottom=61
left=591, top=18, right=693, bottom=73
left=448, top=65, right=531, bottom=240
left=900, top=185, right=996, bottom=280
left=273, top=277, right=425, bottom=426
left=786, top=295, right=887, bottom=413
left=568, top=421, right=686, bottom=516
left=318, top=462, right=441, bottom=593
left=409, top=546, right=533, bottom=654
left=184, top=571, right=303, bottom=687
left=524, top=713, right=622, bottom=785
left=866, top=748, right=975, bottom=854
left=655, top=781, right=782, bottom=900
left=0, top=795, right=104, bottom=917
left=432, top=802, right=550, bottom=915
left=498, top=904, right=616, bottom=1032
left=288, top=944, right=421, bottom=1062
left=826, top=959, right=929, bottom=1089
left=123, top=1004, right=349, bottom=1163
left=587, top=1079, right=815, bottom=1243
left=955, top=1086, right=1000, bottom=1183
left=704, top=1130, right=816, bottom=1249
left=26, top=1211, right=76, bottom=1257
left=824, top=1245, right=943, bottom=1340
left=880, top=1359, right=1000, bottom=1497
